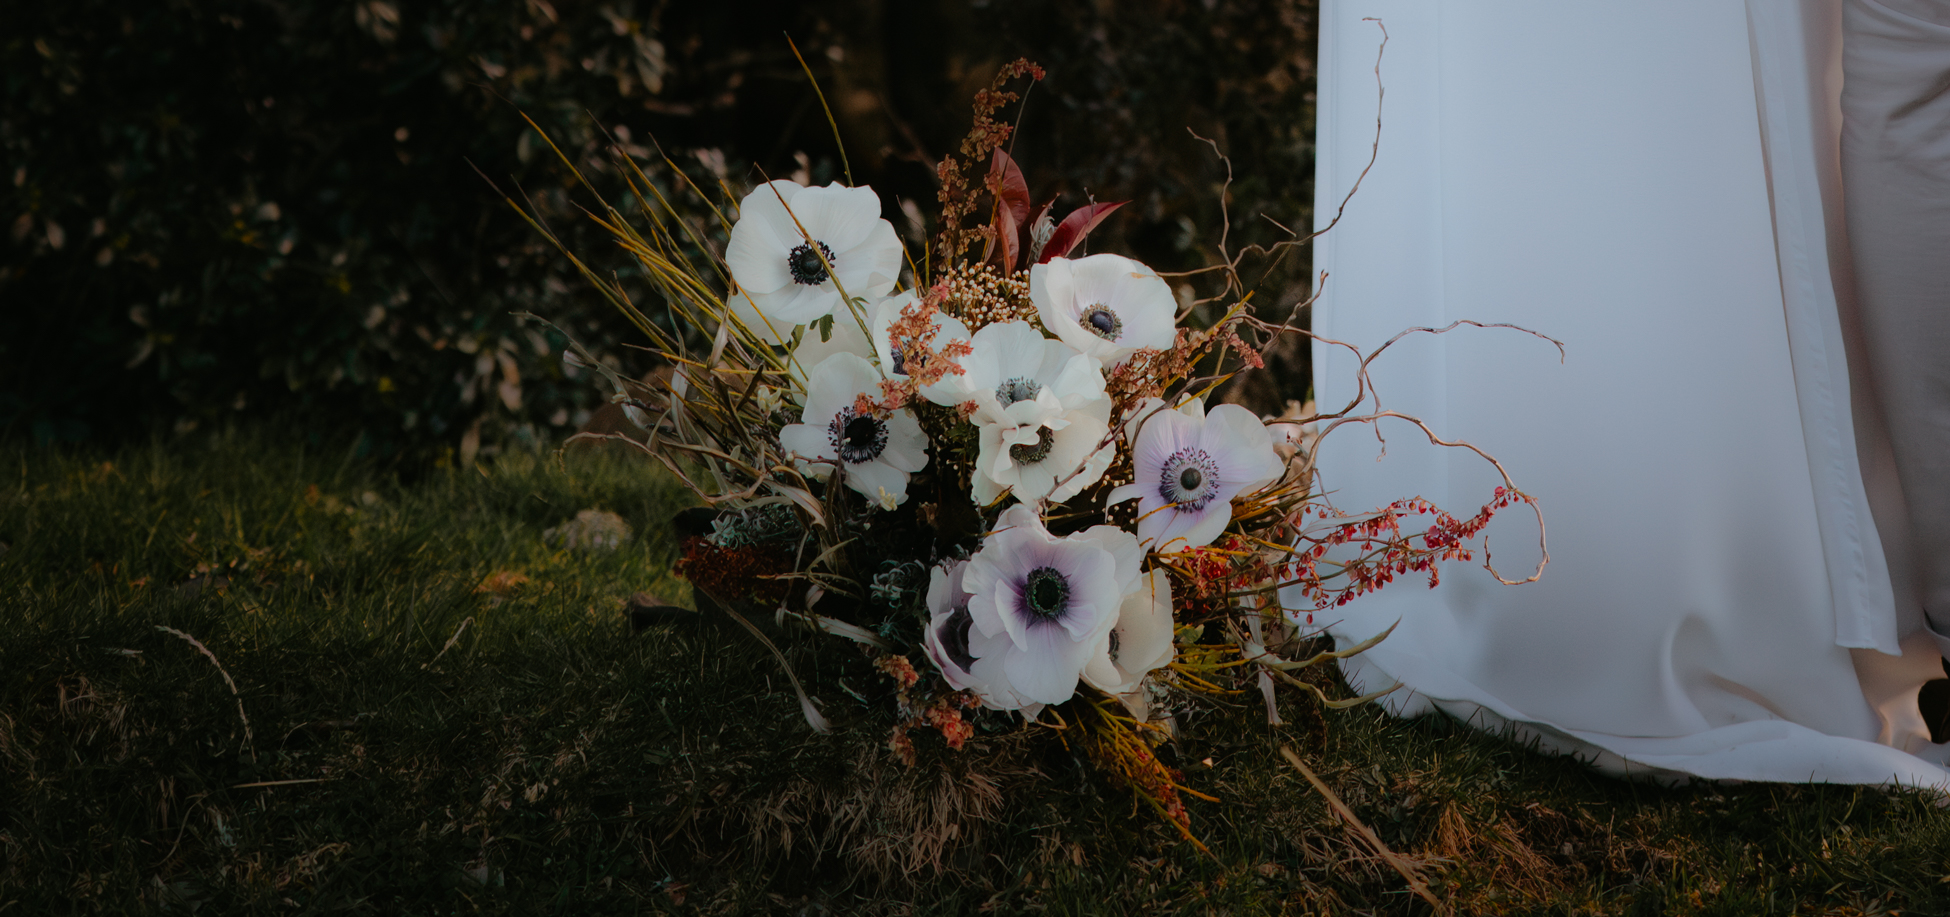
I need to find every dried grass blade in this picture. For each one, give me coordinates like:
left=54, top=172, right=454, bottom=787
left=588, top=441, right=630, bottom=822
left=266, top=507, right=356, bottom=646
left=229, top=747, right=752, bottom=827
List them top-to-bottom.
left=786, top=35, right=852, bottom=187
left=709, top=594, right=831, bottom=734
left=813, top=616, right=892, bottom=650
left=1280, top=746, right=1444, bottom=913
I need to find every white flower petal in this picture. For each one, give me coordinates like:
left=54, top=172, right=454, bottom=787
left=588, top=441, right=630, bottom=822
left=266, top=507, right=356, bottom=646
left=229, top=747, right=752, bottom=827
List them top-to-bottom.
left=726, top=180, right=805, bottom=301
left=732, top=180, right=803, bottom=238
left=795, top=183, right=884, bottom=253
left=833, top=220, right=903, bottom=296
left=725, top=230, right=793, bottom=296
left=1031, top=260, right=1076, bottom=334
left=769, top=282, right=840, bottom=328
left=725, top=291, right=793, bottom=344
left=787, top=313, right=875, bottom=400
left=799, top=352, right=879, bottom=423
left=1053, top=352, right=1110, bottom=414
left=1125, top=397, right=1198, bottom=460
left=999, top=398, right=1054, bottom=429
left=1202, top=403, right=1285, bottom=492
left=877, top=410, right=930, bottom=473
left=778, top=422, right=834, bottom=463
left=1046, top=438, right=1114, bottom=504
left=840, top=458, right=908, bottom=505
left=970, top=465, right=1006, bottom=505
left=1105, top=482, right=1143, bottom=508
left=1153, top=501, right=1231, bottom=553
left=1073, top=525, right=1144, bottom=594
left=1083, top=569, right=1176, bottom=695
left=1119, top=570, right=1178, bottom=674
left=1002, top=622, right=1093, bottom=705
left=967, top=634, right=1037, bottom=710
left=1082, top=640, right=1125, bottom=694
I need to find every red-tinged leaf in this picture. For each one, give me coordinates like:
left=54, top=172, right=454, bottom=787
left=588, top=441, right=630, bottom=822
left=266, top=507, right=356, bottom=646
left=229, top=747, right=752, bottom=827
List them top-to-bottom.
left=982, top=149, right=1033, bottom=271
left=988, top=149, right=1031, bottom=232
left=988, top=199, right=1022, bottom=273
left=1039, top=200, right=1127, bottom=263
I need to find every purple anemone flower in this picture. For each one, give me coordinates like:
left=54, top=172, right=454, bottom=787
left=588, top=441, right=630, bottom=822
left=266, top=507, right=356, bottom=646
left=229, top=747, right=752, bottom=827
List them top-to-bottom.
left=1108, top=397, right=1284, bottom=552
left=961, top=506, right=1143, bottom=705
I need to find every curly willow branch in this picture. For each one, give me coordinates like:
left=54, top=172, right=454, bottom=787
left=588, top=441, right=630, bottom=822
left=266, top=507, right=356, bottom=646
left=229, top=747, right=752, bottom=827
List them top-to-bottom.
left=1312, top=408, right=1549, bottom=586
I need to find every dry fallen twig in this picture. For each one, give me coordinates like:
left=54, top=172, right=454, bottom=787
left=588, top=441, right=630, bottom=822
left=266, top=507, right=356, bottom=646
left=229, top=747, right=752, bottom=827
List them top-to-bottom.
left=156, top=625, right=255, bottom=761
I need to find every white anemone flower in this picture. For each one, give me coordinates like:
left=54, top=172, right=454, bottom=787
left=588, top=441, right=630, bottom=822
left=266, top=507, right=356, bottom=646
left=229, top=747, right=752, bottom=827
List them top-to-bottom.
left=725, top=180, right=902, bottom=343
left=1030, top=253, right=1177, bottom=365
left=871, top=291, right=975, bottom=405
left=954, top=321, right=1108, bottom=428
left=957, top=321, right=1114, bottom=505
left=778, top=352, right=928, bottom=506
left=1109, top=397, right=1285, bottom=552
left=972, top=412, right=1114, bottom=506
left=963, top=505, right=1144, bottom=705
left=922, top=559, right=1042, bottom=715
left=1083, top=569, right=1176, bottom=696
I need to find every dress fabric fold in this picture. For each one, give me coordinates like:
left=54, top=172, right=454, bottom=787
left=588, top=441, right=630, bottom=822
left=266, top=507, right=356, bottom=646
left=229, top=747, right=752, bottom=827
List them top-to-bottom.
left=1305, top=0, right=1950, bottom=786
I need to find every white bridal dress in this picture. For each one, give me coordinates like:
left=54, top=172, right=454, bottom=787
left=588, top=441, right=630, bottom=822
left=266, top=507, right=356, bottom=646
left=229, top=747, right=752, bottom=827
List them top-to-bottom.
left=1307, top=1, right=1950, bottom=786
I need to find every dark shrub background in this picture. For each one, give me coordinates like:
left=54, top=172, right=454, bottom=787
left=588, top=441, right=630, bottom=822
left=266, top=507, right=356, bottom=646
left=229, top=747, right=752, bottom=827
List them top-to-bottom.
left=2, top=0, right=1316, bottom=462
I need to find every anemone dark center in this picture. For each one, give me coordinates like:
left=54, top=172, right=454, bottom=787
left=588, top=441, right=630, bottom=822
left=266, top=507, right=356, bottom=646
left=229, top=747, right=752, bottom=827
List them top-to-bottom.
left=787, top=240, right=836, bottom=286
left=1080, top=304, right=1122, bottom=341
left=890, top=346, right=909, bottom=376
left=996, top=376, right=1042, bottom=407
left=828, top=408, right=888, bottom=464
left=1008, top=426, right=1057, bottom=466
left=1160, top=448, right=1221, bottom=510
left=1023, top=566, right=1071, bottom=621
left=940, top=606, right=977, bottom=671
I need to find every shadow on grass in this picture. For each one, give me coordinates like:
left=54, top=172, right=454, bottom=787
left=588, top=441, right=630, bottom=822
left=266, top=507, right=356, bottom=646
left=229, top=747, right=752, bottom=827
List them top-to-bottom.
left=1, top=428, right=1946, bottom=914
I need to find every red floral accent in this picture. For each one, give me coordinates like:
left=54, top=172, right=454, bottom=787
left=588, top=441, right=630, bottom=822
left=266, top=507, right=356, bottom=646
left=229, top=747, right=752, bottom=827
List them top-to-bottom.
left=1225, top=328, right=1265, bottom=369
left=1276, top=490, right=1537, bottom=621
left=674, top=536, right=793, bottom=606
left=874, top=653, right=921, bottom=691
left=880, top=653, right=978, bottom=763
left=923, top=698, right=975, bottom=751
left=888, top=727, right=917, bottom=767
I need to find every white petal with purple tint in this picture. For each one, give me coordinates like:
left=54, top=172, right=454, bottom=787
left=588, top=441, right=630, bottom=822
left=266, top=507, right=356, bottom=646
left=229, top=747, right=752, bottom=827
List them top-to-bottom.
left=1109, top=396, right=1284, bottom=551
left=960, top=506, right=1144, bottom=706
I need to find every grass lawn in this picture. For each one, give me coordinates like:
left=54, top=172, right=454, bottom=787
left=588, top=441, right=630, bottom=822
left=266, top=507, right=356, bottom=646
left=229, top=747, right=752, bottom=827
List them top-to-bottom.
left=3, top=429, right=1947, bottom=915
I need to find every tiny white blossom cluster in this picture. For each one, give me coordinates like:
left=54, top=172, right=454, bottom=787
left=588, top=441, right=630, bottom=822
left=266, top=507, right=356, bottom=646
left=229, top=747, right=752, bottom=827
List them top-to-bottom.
left=724, top=178, right=1285, bottom=710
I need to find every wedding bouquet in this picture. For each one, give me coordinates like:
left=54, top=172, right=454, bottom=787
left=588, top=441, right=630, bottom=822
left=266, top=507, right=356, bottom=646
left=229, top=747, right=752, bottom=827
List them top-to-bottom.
left=516, top=59, right=1540, bottom=844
